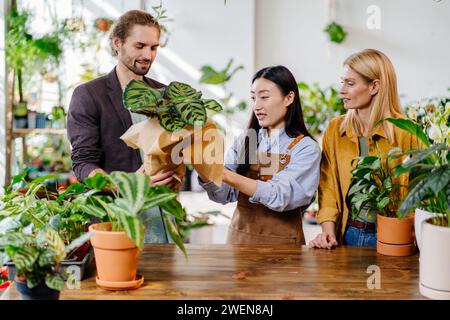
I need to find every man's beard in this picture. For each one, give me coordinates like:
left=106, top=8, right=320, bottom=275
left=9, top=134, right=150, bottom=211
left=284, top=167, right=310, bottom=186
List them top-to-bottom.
left=120, top=49, right=151, bottom=76
left=126, top=59, right=151, bottom=76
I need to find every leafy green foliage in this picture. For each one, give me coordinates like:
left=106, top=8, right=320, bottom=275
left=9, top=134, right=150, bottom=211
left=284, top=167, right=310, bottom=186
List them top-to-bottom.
left=324, top=21, right=347, bottom=44
left=198, top=59, right=247, bottom=115
left=199, top=59, right=243, bottom=85
left=123, top=80, right=223, bottom=132
left=297, top=82, right=346, bottom=136
left=347, top=147, right=408, bottom=219
left=85, top=172, right=187, bottom=254
left=0, top=228, right=90, bottom=291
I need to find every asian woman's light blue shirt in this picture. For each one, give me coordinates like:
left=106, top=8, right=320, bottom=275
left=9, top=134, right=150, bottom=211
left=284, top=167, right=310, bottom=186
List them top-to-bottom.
left=199, top=128, right=322, bottom=212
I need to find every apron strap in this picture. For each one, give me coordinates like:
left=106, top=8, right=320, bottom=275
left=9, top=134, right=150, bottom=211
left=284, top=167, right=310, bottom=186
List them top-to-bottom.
left=287, top=134, right=304, bottom=152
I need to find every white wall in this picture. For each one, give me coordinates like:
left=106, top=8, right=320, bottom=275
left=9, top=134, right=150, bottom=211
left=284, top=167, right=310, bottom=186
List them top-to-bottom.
left=255, top=0, right=450, bottom=102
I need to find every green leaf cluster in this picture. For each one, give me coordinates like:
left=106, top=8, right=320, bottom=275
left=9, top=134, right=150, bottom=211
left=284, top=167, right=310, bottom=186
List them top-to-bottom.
left=123, top=81, right=223, bottom=132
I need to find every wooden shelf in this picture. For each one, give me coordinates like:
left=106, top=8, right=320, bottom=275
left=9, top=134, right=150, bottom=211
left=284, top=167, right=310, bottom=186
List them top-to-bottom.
left=12, top=128, right=67, bottom=137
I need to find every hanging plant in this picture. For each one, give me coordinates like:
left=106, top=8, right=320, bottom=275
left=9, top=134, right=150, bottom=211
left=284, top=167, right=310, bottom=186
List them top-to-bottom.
left=94, top=17, right=114, bottom=32
left=324, top=21, right=347, bottom=44
left=123, top=81, right=223, bottom=132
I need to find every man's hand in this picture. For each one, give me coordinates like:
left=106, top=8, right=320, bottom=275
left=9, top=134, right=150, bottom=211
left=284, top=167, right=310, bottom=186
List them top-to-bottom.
left=88, top=168, right=107, bottom=177
left=150, top=171, right=182, bottom=191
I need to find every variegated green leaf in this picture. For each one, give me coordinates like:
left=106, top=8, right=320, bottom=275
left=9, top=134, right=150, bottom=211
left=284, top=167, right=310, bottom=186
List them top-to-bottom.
left=123, top=80, right=164, bottom=116
left=167, top=81, right=202, bottom=100
left=173, top=99, right=207, bottom=126
left=202, top=99, right=223, bottom=112
left=157, top=105, right=186, bottom=132
left=109, top=172, right=149, bottom=216
left=142, top=193, right=177, bottom=214
left=76, top=204, right=107, bottom=218
left=115, top=209, right=144, bottom=250
left=163, top=215, right=187, bottom=259
left=44, top=229, right=66, bottom=263
left=0, top=232, right=32, bottom=248
left=11, top=246, right=39, bottom=271
left=38, top=251, right=56, bottom=267
left=45, top=273, right=64, bottom=291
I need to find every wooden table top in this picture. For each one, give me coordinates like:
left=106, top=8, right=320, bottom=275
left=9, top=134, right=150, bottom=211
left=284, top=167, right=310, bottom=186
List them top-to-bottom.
left=1, top=244, right=424, bottom=300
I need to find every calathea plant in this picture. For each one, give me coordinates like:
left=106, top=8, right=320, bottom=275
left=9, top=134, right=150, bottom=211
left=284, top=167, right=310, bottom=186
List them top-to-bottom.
left=123, top=80, right=223, bottom=132
left=0, top=228, right=91, bottom=291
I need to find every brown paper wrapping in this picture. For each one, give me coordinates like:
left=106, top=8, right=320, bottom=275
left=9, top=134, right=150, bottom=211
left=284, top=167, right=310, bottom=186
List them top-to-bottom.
left=120, top=117, right=224, bottom=187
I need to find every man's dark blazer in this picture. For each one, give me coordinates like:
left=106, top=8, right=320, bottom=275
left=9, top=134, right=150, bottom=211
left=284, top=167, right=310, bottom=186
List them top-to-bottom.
left=67, top=67, right=165, bottom=181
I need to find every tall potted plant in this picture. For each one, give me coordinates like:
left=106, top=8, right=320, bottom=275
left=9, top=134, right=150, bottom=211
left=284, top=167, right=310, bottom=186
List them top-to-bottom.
left=387, top=100, right=449, bottom=299
left=347, top=147, right=415, bottom=256
left=83, top=172, right=186, bottom=291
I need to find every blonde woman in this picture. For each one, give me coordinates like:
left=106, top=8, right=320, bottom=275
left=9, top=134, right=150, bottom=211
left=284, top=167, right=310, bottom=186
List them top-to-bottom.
left=309, top=49, right=419, bottom=249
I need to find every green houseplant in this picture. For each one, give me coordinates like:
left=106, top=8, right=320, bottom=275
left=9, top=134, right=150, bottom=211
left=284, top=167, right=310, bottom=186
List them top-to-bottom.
left=323, top=21, right=347, bottom=44
left=199, top=58, right=247, bottom=116
left=123, top=81, right=222, bottom=132
left=297, top=82, right=345, bottom=137
left=386, top=100, right=449, bottom=299
left=346, top=145, right=416, bottom=256
left=0, top=171, right=99, bottom=283
left=84, top=172, right=186, bottom=290
left=0, top=227, right=90, bottom=300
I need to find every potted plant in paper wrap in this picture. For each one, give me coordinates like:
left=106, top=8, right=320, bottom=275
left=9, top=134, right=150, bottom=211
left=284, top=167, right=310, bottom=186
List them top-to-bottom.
left=121, top=80, right=225, bottom=188
left=386, top=99, right=449, bottom=299
left=347, top=145, right=415, bottom=256
left=83, top=172, right=186, bottom=291
left=0, top=227, right=90, bottom=300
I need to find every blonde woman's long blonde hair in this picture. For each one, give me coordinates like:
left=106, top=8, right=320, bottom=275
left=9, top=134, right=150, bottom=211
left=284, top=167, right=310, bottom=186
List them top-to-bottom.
left=339, top=49, right=404, bottom=142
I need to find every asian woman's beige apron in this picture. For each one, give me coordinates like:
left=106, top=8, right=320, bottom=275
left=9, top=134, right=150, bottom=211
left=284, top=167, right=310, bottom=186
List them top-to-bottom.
left=226, top=134, right=305, bottom=246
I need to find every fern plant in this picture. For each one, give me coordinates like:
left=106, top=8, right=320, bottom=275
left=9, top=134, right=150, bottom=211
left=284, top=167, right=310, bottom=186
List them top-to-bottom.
left=123, top=80, right=222, bottom=132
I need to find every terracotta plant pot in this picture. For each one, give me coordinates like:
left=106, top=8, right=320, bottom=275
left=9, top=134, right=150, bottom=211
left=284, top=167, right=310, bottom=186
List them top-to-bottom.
left=377, top=214, right=416, bottom=256
left=419, top=218, right=450, bottom=299
left=89, top=223, right=142, bottom=287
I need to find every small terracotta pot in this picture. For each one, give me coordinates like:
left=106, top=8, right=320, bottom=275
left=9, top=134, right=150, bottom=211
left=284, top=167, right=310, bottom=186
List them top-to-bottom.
left=377, top=214, right=416, bottom=256
left=89, top=223, right=140, bottom=283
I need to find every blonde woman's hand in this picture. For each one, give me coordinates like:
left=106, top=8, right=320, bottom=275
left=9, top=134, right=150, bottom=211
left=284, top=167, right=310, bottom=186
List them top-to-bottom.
left=308, top=221, right=338, bottom=249
left=308, top=232, right=338, bottom=249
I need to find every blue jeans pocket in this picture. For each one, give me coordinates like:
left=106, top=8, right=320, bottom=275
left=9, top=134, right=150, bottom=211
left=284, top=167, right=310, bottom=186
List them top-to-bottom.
left=343, top=225, right=377, bottom=247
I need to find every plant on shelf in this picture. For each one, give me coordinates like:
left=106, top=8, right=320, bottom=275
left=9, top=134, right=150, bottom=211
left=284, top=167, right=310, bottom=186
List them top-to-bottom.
left=6, top=6, right=64, bottom=109
left=323, top=21, right=347, bottom=44
left=199, top=58, right=247, bottom=116
left=123, top=80, right=223, bottom=132
left=297, top=82, right=345, bottom=137
left=386, top=100, right=449, bottom=299
left=83, top=172, right=186, bottom=290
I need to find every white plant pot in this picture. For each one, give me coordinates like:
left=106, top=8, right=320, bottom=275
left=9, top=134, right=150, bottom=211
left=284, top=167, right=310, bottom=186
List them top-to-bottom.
left=415, top=208, right=436, bottom=251
left=419, top=218, right=450, bottom=300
